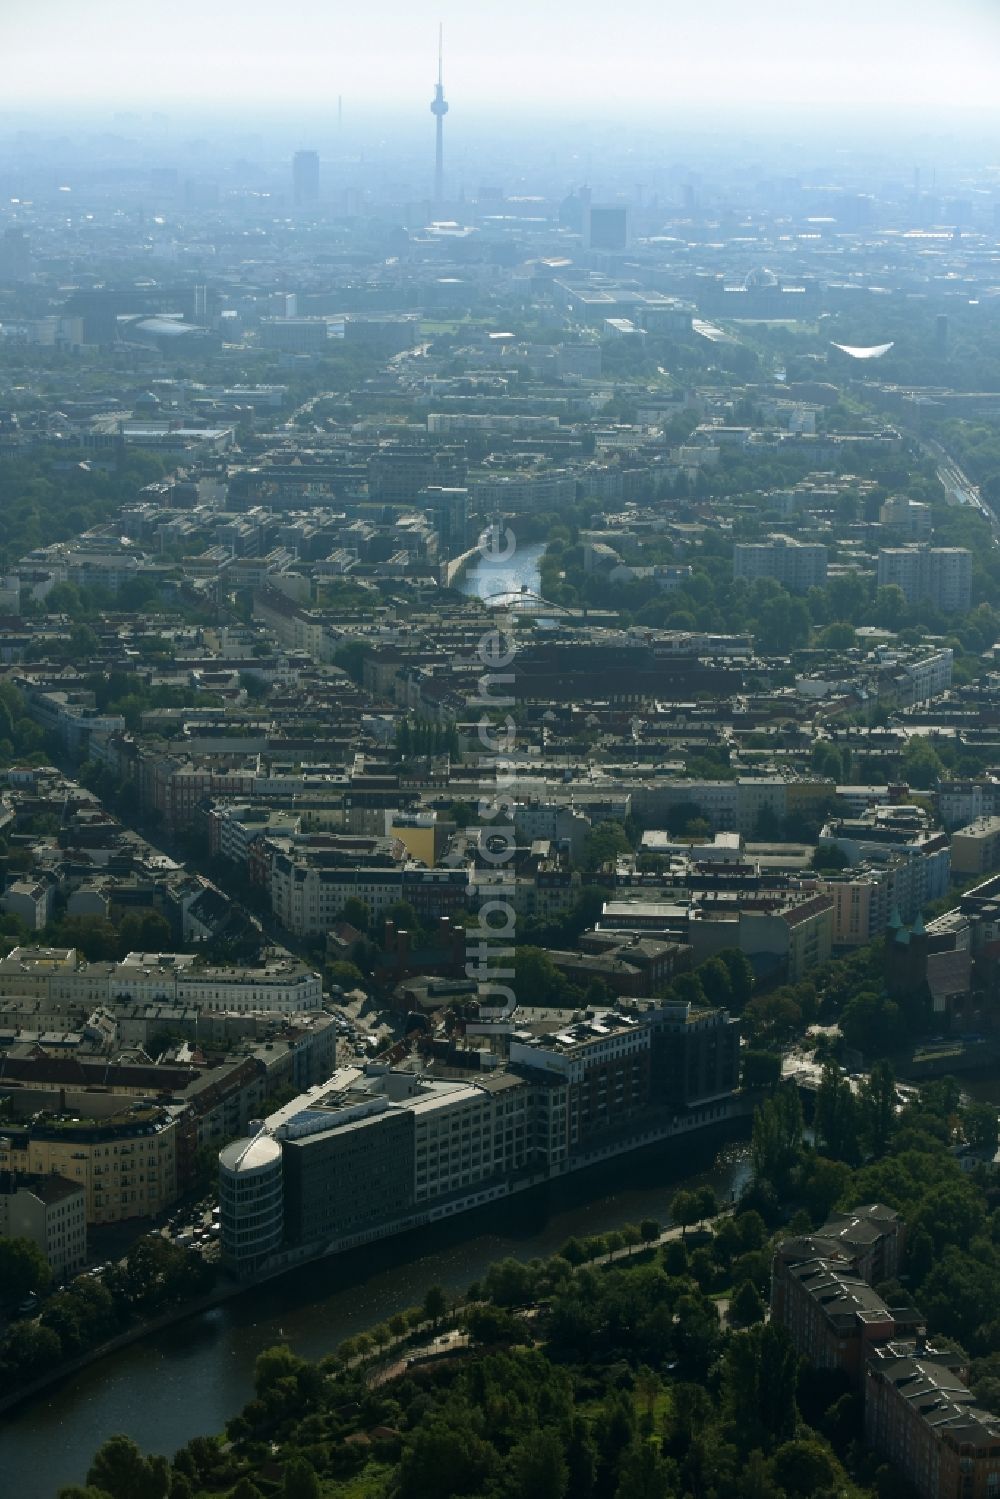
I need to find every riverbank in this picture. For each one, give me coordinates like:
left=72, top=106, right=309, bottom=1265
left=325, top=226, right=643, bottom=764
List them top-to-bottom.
left=439, top=545, right=481, bottom=588
left=0, top=1111, right=750, bottom=1421
left=0, top=1126, right=750, bottom=1498
left=0, top=1279, right=248, bottom=1419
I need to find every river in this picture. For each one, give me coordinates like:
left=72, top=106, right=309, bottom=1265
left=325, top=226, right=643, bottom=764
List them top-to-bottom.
left=457, top=538, right=546, bottom=603
left=0, top=1132, right=749, bottom=1498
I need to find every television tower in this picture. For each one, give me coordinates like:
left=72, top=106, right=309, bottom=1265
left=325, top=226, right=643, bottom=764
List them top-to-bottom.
left=430, top=24, right=448, bottom=204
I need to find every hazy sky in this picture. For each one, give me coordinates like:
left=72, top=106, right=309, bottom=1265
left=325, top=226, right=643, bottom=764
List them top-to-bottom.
left=6, top=0, right=1000, bottom=116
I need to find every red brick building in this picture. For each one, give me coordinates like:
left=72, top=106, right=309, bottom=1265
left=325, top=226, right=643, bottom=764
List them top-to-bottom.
left=773, top=1203, right=1000, bottom=1499
left=772, top=1255, right=896, bottom=1383
left=865, top=1346, right=1000, bottom=1499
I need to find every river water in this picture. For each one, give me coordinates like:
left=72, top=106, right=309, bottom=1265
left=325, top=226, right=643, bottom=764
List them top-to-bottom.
left=457, top=538, right=546, bottom=602
left=0, top=1132, right=749, bottom=1497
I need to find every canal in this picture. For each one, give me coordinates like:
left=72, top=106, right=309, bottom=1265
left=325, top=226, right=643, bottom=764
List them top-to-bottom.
left=457, top=538, right=546, bottom=603
left=0, top=1132, right=749, bottom=1497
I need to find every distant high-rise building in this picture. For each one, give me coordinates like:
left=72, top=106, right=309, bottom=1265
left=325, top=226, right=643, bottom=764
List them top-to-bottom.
left=430, top=25, right=449, bottom=203
left=292, top=150, right=320, bottom=206
left=586, top=205, right=630, bottom=251
left=0, top=228, right=31, bottom=283
left=420, top=485, right=468, bottom=561
left=733, top=536, right=828, bottom=593
left=877, top=545, right=972, bottom=614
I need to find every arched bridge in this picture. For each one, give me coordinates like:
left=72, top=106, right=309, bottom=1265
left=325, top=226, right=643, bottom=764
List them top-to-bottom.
left=482, top=588, right=577, bottom=616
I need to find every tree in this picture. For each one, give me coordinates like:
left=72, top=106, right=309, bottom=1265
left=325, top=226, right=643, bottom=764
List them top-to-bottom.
left=873, top=583, right=908, bottom=630
left=757, top=592, right=811, bottom=653
left=67, top=623, right=100, bottom=661
left=901, top=735, right=945, bottom=789
left=666, top=800, right=707, bottom=836
left=584, top=820, right=632, bottom=870
left=811, top=843, right=849, bottom=871
left=340, top=896, right=370, bottom=933
left=383, top=900, right=422, bottom=936
left=117, top=910, right=172, bottom=957
left=56, top=915, right=120, bottom=963
left=514, top=947, right=575, bottom=1007
left=718, top=948, right=755, bottom=1009
left=697, top=956, right=733, bottom=1008
left=326, top=960, right=365, bottom=991
left=742, top=989, right=802, bottom=1046
left=840, top=990, right=906, bottom=1056
left=742, top=1049, right=781, bottom=1089
left=859, top=1059, right=897, bottom=1157
left=814, top=1062, right=860, bottom=1164
left=921, top=1075, right=962, bottom=1119
left=750, top=1084, right=804, bottom=1191
left=963, top=1103, right=999, bottom=1156
left=799, top=1155, right=852, bottom=1224
left=911, top=1180, right=987, bottom=1257
left=695, top=1186, right=718, bottom=1224
left=670, top=1189, right=698, bottom=1240
left=639, top=1217, right=661, bottom=1248
left=620, top=1223, right=643, bottom=1255
left=0, top=1235, right=51, bottom=1302
left=662, top=1239, right=688, bottom=1276
left=918, top=1244, right=997, bottom=1346
left=730, top=1279, right=766, bottom=1326
left=423, top=1284, right=447, bottom=1326
left=672, top=1292, right=722, bottom=1378
left=465, top=1304, right=523, bottom=1347
left=0, top=1318, right=62, bottom=1380
left=722, top=1322, right=798, bottom=1453
left=254, top=1343, right=304, bottom=1399
left=596, top=1387, right=637, bottom=1492
left=564, top=1415, right=598, bottom=1499
left=397, top=1418, right=495, bottom=1499
left=504, top=1427, right=568, bottom=1499
left=87, top=1437, right=170, bottom=1499
left=772, top=1437, right=838, bottom=1497
left=613, top=1440, right=674, bottom=1499
left=282, top=1456, right=320, bottom=1499
left=227, top=1480, right=263, bottom=1499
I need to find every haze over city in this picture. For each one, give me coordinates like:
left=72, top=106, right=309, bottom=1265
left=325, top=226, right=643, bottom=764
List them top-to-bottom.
left=4, top=0, right=1000, bottom=118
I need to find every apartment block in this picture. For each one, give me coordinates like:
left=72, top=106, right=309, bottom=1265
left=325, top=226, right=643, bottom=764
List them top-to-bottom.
left=879, top=494, right=932, bottom=538
left=733, top=536, right=828, bottom=593
left=876, top=545, right=972, bottom=614
left=937, top=781, right=1000, bottom=832
left=950, top=817, right=1000, bottom=878
left=270, top=850, right=468, bottom=936
left=687, top=891, right=834, bottom=982
left=0, top=947, right=323, bottom=1016
left=0, top=1106, right=178, bottom=1225
left=0, top=1171, right=87, bottom=1279
left=772, top=1203, right=1000, bottom=1499
left=772, top=1255, right=896, bottom=1381
left=865, top=1349, right=1000, bottom=1499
